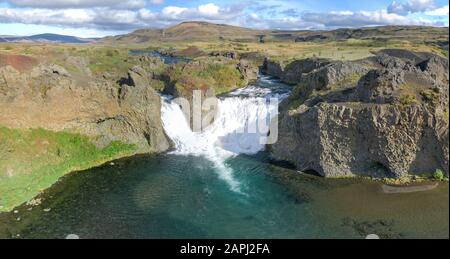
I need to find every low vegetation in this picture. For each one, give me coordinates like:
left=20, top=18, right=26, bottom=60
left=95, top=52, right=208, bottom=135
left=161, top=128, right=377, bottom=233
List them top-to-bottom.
left=140, top=38, right=445, bottom=64
left=0, top=44, right=143, bottom=78
left=163, top=58, right=245, bottom=96
left=288, top=82, right=314, bottom=110
left=421, top=89, right=440, bottom=102
left=399, top=93, right=420, bottom=108
left=0, top=127, right=136, bottom=212
left=380, top=169, right=449, bottom=185
left=433, top=169, right=446, bottom=181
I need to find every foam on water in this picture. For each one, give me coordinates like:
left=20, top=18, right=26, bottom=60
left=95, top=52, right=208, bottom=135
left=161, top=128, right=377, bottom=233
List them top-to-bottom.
left=161, top=76, right=290, bottom=192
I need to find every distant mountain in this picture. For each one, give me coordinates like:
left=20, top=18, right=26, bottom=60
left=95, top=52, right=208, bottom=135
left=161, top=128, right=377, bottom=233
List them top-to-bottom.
left=101, top=21, right=449, bottom=46
left=101, top=21, right=264, bottom=44
left=1, top=33, right=98, bottom=44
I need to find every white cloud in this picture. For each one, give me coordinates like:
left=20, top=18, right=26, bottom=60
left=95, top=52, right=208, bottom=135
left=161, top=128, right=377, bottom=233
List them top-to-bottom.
left=1, top=0, right=163, bottom=9
left=388, top=0, right=437, bottom=15
left=0, top=1, right=446, bottom=36
left=0, top=3, right=242, bottom=31
left=161, top=3, right=236, bottom=20
left=198, top=3, right=220, bottom=16
left=425, top=5, right=449, bottom=16
left=162, top=6, right=188, bottom=17
left=0, top=8, right=94, bottom=25
left=301, top=9, right=440, bottom=28
left=330, top=11, right=355, bottom=15
left=250, top=13, right=259, bottom=19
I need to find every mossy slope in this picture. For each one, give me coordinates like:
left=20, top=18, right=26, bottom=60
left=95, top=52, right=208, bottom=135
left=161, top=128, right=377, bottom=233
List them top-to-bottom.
left=0, top=127, right=136, bottom=212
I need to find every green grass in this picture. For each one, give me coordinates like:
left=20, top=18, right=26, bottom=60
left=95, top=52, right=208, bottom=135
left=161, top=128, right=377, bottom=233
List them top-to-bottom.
left=86, top=48, right=131, bottom=75
left=164, top=59, right=245, bottom=97
left=196, top=63, right=245, bottom=95
left=287, top=72, right=364, bottom=110
left=329, top=73, right=364, bottom=90
left=287, top=82, right=314, bottom=110
left=421, top=89, right=440, bottom=102
left=399, top=93, right=420, bottom=108
left=443, top=109, right=449, bottom=124
left=0, top=127, right=136, bottom=212
left=433, top=169, right=446, bottom=181
left=380, top=170, right=449, bottom=185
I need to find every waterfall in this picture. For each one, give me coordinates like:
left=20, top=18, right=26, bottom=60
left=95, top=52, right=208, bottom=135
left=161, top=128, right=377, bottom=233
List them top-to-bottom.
left=160, top=76, right=290, bottom=192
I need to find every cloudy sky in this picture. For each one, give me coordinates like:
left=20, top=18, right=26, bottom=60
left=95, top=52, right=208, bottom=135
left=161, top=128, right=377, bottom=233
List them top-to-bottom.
left=0, top=0, right=448, bottom=37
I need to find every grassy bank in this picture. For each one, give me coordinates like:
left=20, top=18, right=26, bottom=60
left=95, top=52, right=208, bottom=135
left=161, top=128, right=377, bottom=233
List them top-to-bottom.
left=140, top=39, right=446, bottom=63
left=164, top=58, right=245, bottom=97
left=0, top=127, right=136, bottom=212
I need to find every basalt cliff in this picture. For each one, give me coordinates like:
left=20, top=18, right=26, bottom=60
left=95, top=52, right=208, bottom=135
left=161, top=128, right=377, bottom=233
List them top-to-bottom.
left=265, top=50, right=449, bottom=178
left=0, top=58, right=171, bottom=154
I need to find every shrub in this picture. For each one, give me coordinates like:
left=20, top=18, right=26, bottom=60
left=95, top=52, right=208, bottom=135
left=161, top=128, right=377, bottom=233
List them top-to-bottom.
left=105, top=49, right=115, bottom=57
left=421, top=89, right=439, bottom=102
left=399, top=94, right=420, bottom=108
left=433, top=169, right=446, bottom=181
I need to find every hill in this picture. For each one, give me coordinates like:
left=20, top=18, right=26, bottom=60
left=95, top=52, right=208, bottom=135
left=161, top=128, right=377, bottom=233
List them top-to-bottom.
left=101, top=21, right=264, bottom=44
left=101, top=22, right=449, bottom=47
left=0, top=33, right=97, bottom=44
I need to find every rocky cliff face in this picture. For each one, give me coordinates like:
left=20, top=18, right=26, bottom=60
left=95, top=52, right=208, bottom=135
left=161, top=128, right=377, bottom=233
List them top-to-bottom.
left=270, top=50, right=449, bottom=178
left=267, top=58, right=331, bottom=85
left=237, top=59, right=259, bottom=84
left=262, top=59, right=286, bottom=80
left=0, top=61, right=171, bottom=153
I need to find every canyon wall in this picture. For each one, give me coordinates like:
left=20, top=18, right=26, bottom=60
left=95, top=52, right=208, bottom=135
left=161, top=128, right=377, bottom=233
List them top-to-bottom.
left=266, top=50, right=449, bottom=178
left=0, top=61, right=171, bottom=153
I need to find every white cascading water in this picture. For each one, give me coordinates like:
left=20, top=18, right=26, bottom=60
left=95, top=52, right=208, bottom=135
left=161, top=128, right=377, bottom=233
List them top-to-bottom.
left=161, top=76, right=289, bottom=192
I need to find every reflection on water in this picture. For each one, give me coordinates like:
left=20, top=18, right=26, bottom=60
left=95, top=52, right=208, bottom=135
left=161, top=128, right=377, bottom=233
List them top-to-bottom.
left=0, top=154, right=448, bottom=239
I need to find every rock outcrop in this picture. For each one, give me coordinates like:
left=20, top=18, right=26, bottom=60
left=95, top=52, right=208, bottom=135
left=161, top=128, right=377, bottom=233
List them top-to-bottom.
left=270, top=50, right=449, bottom=178
left=210, top=51, right=238, bottom=59
left=262, top=57, right=367, bottom=89
left=262, top=58, right=285, bottom=80
left=280, top=58, right=330, bottom=85
left=237, top=59, right=258, bottom=84
left=0, top=62, right=171, bottom=153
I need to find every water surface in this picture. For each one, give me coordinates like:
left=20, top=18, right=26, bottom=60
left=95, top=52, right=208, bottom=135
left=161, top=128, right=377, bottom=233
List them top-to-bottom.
left=0, top=154, right=447, bottom=239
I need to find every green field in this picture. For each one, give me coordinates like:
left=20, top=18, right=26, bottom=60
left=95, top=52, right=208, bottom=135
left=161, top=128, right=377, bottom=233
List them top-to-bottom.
left=0, top=127, right=136, bottom=212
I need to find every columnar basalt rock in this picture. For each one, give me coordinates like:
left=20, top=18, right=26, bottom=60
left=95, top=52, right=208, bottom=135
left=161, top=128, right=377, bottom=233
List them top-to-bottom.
left=270, top=50, right=449, bottom=178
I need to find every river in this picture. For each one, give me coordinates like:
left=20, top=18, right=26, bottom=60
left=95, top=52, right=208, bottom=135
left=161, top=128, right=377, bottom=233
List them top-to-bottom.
left=0, top=76, right=448, bottom=239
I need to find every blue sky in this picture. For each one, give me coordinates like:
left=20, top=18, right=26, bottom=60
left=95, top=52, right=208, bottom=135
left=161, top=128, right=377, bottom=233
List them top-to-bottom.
left=0, top=0, right=448, bottom=37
